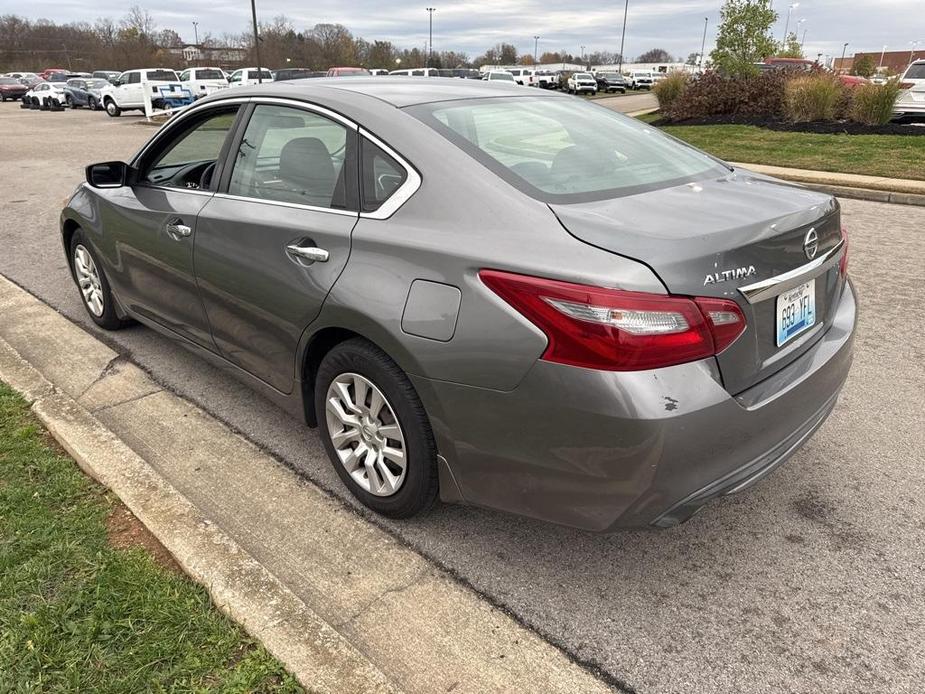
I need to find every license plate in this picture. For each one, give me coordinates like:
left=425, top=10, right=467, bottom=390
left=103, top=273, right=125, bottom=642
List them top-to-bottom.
left=776, top=279, right=816, bottom=346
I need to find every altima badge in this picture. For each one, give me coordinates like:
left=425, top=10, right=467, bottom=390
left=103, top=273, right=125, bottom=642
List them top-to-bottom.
left=703, top=266, right=757, bottom=286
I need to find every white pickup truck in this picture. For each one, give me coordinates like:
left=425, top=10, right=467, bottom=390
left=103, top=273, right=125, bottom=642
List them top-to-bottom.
left=178, top=67, right=228, bottom=100
left=99, top=68, right=192, bottom=116
left=567, top=72, right=598, bottom=95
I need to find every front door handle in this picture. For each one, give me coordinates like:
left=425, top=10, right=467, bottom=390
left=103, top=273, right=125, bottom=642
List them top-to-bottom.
left=165, top=219, right=192, bottom=240
left=286, top=243, right=329, bottom=265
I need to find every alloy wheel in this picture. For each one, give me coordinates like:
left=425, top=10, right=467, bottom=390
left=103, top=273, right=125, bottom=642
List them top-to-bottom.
left=73, top=244, right=104, bottom=316
left=325, top=372, right=407, bottom=497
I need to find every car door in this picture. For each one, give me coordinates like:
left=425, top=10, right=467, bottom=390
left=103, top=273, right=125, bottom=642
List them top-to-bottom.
left=120, top=71, right=142, bottom=106
left=193, top=101, right=359, bottom=394
left=99, top=104, right=243, bottom=346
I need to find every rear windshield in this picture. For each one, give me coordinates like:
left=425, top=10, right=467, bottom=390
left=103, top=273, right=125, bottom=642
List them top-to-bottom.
left=904, top=64, right=925, bottom=80
left=196, top=69, right=225, bottom=80
left=147, top=70, right=179, bottom=81
left=248, top=70, right=273, bottom=79
left=0, top=78, right=19, bottom=84
left=409, top=97, right=728, bottom=204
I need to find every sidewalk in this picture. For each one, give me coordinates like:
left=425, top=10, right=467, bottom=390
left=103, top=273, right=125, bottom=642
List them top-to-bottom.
left=731, top=162, right=925, bottom=207
left=0, top=274, right=615, bottom=694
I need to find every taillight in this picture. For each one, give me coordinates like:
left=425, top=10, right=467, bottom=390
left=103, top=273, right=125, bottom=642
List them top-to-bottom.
left=839, top=226, right=849, bottom=277
left=479, top=270, right=746, bottom=371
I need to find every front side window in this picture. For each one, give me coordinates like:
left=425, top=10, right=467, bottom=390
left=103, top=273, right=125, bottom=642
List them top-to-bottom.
left=904, top=64, right=925, bottom=80
left=179, top=70, right=190, bottom=81
left=229, top=71, right=242, bottom=83
left=126, top=72, right=141, bottom=84
left=411, top=96, right=728, bottom=203
left=228, top=104, right=349, bottom=209
left=142, top=108, right=239, bottom=188
left=360, top=139, right=407, bottom=212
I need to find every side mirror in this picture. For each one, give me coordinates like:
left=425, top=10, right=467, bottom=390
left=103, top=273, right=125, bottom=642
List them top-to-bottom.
left=111, top=78, right=122, bottom=86
left=86, top=161, right=130, bottom=188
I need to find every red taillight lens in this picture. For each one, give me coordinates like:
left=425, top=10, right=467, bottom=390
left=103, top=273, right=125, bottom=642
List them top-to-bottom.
left=839, top=226, right=849, bottom=277
left=479, top=270, right=746, bottom=371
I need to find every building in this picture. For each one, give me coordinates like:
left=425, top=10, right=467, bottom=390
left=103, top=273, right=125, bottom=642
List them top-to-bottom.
left=160, top=44, right=248, bottom=68
left=834, top=49, right=925, bottom=75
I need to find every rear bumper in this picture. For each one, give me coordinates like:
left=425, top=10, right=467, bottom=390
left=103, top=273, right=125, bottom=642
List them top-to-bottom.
left=893, top=92, right=925, bottom=114
left=414, top=279, right=856, bottom=531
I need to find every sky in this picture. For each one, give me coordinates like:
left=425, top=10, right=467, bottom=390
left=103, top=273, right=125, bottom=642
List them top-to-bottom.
left=3, top=0, right=923, bottom=62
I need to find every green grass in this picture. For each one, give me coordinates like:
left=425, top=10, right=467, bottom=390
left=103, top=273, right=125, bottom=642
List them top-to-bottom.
left=637, top=114, right=925, bottom=181
left=0, top=382, right=303, bottom=693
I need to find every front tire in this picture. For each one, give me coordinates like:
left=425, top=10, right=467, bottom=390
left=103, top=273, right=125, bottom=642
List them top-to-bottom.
left=88, top=96, right=98, bottom=110
left=104, top=99, right=121, bottom=117
left=69, top=230, right=131, bottom=330
left=315, top=338, right=438, bottom=518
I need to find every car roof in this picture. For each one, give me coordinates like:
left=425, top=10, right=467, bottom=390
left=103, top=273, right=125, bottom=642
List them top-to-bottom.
left=214, top=76, right=552, bottom=108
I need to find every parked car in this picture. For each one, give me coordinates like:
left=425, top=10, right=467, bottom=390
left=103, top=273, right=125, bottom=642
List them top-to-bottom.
left=894, top=60, right=925, bottom=118
left=179, top=67, right=229, bottom=98
left=228, top=67, right=274, bottom=87
left=326, top=67, right=371, bottom=77
left=389, top=67, right=439, bottom=77
left=39, top=68, right=66, bottom=80
left=274, top=68, right=326, bottom=81
left=368, top=68, right=390, bottom=76
left=507, top=68, right=533, bottom=85
left=99, top=69, right=190, bottom=116
left=531, top=69, right=557, bottom=89
left=93, top=70, right=122, bottom=83
left=482, top=70, right=517, bottom=83
left=5, top=71, right=39, bottom=82
left=627, top=71, right=655, bottom=90
left=567, top=72, right=598, bottom=94
left=595, top=72, right=627, bottom=94
left=838, top=74, right=869, bottom=88
left=0, top=76, right=28, bottom=101
left=62, top=78, right=855, bottom=530
left=63, top=78, right=110, bottom=109
left=21, top=81, right=67, bottom=110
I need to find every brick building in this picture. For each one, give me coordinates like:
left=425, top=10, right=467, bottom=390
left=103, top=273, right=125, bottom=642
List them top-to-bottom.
left=834, top=49, right=925, bottom=75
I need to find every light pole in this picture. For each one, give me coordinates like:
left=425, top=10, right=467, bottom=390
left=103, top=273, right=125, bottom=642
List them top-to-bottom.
left=250, top=0, right=262, bottom=83
left=618, top=0, right=629, bottom=72
left=782, top=2, right=799, bottom=44
left=426, top=8, right=435, bottom=68
left=699, top=17, right=708, bottom=71
left=796, top=18, right=805, bottom=51
left=192, top=21, right=199, bottom=45
left=800, top=24, right=808, bottom=51
left=534, top=35, right=539, bottom=64
left=910, top=41, right=920, bottom=66
left=840, top=42, right=849, bottom=73
left=879, top=44, right=887, bottom=68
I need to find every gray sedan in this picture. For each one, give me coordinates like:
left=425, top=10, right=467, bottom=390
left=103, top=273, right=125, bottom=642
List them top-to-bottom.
left=60, top=79, right=855, bottom=530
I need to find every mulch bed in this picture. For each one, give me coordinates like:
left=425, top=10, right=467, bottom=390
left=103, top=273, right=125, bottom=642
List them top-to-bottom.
left=651, top=114, right=925, bottom=136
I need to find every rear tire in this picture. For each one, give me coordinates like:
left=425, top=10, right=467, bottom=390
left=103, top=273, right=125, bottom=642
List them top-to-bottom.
left=69, top=229, right=132, bottom=330
left=315, top=338, right=439, bottom=519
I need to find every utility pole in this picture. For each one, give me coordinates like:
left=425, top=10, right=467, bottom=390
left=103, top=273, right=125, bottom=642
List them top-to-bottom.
left=250, top=0, right=262, bottom=82
left=618, top=0, right=629, bottom=72
left=782, top=2, right=799, bottom=44
left=426, top=8, right=435, bottom=68
left=699, top=17, right=708, bottom=71
left=192, top=21, right=199, bottom=45
left=534, top=35, right=539, bottom=64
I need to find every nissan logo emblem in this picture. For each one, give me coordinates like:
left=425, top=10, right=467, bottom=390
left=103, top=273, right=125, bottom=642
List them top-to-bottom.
left=803, top=228, right=819, bottom=260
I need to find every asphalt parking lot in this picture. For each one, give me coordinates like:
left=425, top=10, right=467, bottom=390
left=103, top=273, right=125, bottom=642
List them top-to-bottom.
left=1, top=101, right=923, bottom=693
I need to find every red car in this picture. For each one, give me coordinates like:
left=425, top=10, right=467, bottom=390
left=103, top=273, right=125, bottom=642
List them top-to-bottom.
left=325, top=67, right=371, bottom=77
left=39, top=68, right=67, bottom=80
left=838, top=74, right=869, bottom=88
left=0, top=77, right=28, bottom=101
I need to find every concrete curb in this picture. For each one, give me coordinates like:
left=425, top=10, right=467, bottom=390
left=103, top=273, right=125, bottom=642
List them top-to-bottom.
left=731, top=162, right=925, bottom=207
left=0, top=274, right=616, bottom=694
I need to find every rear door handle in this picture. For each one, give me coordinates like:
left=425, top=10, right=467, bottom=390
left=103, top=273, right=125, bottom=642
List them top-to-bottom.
left=165, top=219, right=192, bottom=240
left=286, top=243, right=329, bottom=265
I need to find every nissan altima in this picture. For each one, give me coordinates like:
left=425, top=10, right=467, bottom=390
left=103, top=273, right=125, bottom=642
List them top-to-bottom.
left=61, top=78, right=855, bottom=530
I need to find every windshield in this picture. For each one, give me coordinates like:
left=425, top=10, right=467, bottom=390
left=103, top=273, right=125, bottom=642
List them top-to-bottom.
left=904, top=64, right=925, bottom=80
left=147, top=70, right=179, bottom=81
left=48, top=73, right=67, bottom=82
left=489, top=73, right=514, bottom=81
left=601, top=73, right=621, bottom=79
left=576, top=74, right=593, bottom=80
left=0, top=78, right=19, bottom=85
left=87, top=79, right=109, bottom=89
left=410, top=97, right=728, bottom=203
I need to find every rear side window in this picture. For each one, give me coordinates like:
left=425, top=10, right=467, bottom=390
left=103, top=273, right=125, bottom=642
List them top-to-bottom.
left=228, top=104, right=350, bottom=209
left=360, top=140, right=407, bottom=212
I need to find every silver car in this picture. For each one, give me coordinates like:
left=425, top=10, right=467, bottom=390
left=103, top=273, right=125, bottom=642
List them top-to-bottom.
left=61, top=79, right=855, bottom=530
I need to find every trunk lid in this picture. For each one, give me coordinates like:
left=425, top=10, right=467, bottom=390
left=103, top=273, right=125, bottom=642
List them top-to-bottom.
left=550, top=170, right=845, bottom=394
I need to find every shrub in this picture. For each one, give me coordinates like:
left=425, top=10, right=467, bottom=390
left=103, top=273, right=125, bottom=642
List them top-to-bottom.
left=664, top=69, right=790, bottom=121
left=652, top=71, right=690, bottom=113
left=784, top=74, right=845, bottom=122
left=850, top=80, right=902, bottom=125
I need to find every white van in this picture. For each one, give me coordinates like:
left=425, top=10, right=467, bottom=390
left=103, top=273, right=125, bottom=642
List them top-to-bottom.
left=179, top=67, right=228, bottom=99
left=227, top=67, right=274, bottom=87
left=388, top=67, right=439, bottom=77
